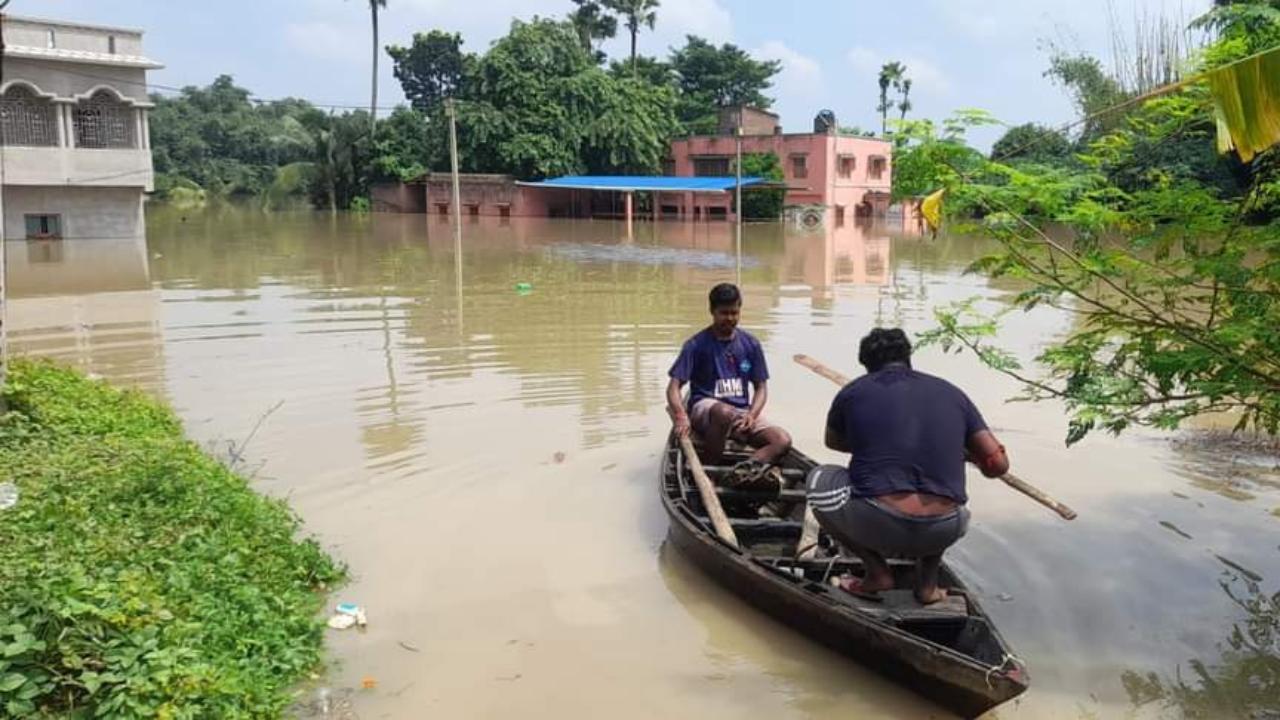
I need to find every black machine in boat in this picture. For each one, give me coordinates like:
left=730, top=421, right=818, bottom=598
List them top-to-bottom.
left=660, top=435, right=1029, bottom=718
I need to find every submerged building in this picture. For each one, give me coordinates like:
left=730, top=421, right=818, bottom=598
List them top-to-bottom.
left=0, top=15, right=162, bottom=240
left=373, top=107, right=895, bottom=223
left=667, top=107, right=893, bottom=223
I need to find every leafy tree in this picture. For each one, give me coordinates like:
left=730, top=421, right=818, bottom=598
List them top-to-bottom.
left=568, top=0, right=617, bottom=62
left=602, top=0, right=660, bottom=75
left=1194, top=0, right=1280, bottom=48
left=419, top=18, right=678, bottom=178
left=387, top=31, right=470, bottom=112
left=669, top=36, right=781, bottom=135
left=1044, top=53, right=1128, bottom=141
left=608, top=55, right=674, bottom=86
left=149, top=76, right=321, bottom=198
left=576, top=77, right=680, bottom=174
left=898, top=77, right=914, bottom=122
left=918, top=88, right=1280, bottom=443
left=369, top=107, right=436, bottom=182
left=307, top=111, right=374, bottom=212
left=889, top=111, right=997, bottom=202
left=990, top=123, right=1075, bottom=165
left=736, top=152, right=785, bottom=220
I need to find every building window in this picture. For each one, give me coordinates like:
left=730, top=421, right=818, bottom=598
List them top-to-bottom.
left=47, top=30, right=57, bottom=49
left=109, top=36, right=117, bottom=54
left=1, top=86, right=60, bottom=147
left=74, top=91, right=138, bottom=149
left=791, top=154, right=809, bottom=179
left=838, top=155, right=857, bottom=179
left=692, top=156, right=730, bottom=177
left=869, top=156, right=887, bottom=180
left=661, top=158, right=675, bottom=176
left=436, top=203, right=451, bottom=215
left=467, top=203, right=481, bottom=217
left=835, top=205, right=846, bottom=227
left=498, top=206, right=511, bottom=219
left=25, top=214, right=63, bottom=239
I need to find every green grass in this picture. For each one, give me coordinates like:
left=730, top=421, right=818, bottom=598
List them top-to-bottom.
left=0, top=359, right=344, bottom=718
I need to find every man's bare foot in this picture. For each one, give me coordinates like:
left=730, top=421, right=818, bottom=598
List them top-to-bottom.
left=833, top=573, right=895, bottom=596
left=914, top=587, right=948, bottom=605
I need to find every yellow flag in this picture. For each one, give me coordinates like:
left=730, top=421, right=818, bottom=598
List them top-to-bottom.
left=1207, top=45, right=1280, bottom=162
left=921, top=189, right=946, bottom=233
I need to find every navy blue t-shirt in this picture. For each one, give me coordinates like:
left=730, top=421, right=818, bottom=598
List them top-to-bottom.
left=669, top=328, right=769, bottom=409
left=826, top=365, right=987, bottom=504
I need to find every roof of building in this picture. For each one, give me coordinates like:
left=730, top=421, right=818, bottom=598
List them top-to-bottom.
left=8, top=15, right=146, bottom=35
left=5, top=45, right=164, bottom=70
left=517, top=176, right=764, bottom=193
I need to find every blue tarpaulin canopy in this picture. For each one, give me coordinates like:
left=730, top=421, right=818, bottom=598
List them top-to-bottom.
left=517, top=176, right=763, bottom=193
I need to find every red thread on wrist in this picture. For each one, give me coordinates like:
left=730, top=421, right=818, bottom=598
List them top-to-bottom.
left=978, top=444, right=1007, bottom=476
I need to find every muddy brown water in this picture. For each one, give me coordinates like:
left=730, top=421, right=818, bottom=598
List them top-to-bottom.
left=7, top=209, right=1279, bottom=719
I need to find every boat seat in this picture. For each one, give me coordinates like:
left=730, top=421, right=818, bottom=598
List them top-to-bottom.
left=878, top=590, right=969, bottom=619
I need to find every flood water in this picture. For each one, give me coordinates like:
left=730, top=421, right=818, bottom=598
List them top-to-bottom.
left=7, top=208, right=1279, bottom=719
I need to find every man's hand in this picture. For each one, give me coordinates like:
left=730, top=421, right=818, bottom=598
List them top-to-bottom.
left=733, top=412, right=757, bottom=435
left=673, top=413, right=692, bottom=438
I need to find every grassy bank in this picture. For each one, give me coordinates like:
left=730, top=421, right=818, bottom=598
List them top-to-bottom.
left=0, top=360, right=344, bottom=718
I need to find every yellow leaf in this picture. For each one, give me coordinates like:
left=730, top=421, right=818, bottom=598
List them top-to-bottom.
left=1207, top=45, right=1280, bottom=162
left=921, top=189, right=946, bottom=232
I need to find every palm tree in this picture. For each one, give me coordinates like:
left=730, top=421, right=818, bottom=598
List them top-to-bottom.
left=368, top=0, right=387, bottom=137
left=569, top=0, right=618, bottom=59
left=603, top=0, right=660, bottom=75
left=877, top=61, right=904, bottom=135
left=898, top=77, right=913, bottom=121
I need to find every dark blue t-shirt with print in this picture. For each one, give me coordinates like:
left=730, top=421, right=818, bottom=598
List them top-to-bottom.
left=669, top=328, right=769, bottom=410
left=826, top=365, right=988, bottom=504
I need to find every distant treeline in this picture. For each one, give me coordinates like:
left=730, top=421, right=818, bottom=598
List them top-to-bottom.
left=149, top=10, right=787, bottom=211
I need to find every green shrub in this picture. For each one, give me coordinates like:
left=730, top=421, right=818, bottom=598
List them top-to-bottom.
left=0, top=360, right=344, bottom=718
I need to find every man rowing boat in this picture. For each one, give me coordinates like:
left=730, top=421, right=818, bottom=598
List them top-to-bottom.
left=666, top=283, right=792, bottom=489
left=811, top=328, right=1009, bottom=604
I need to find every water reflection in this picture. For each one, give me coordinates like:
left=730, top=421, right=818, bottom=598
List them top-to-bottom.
left=6, top=237, right=164, bottom=391
left=1123, top=563, right=1279, bottom=719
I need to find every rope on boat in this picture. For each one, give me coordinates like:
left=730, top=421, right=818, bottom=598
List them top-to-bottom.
left=794, top=542, right=819, bottom=559
left=821, top=555, right=840, bottom=584
left=985, top=653, right=1023, bottom=689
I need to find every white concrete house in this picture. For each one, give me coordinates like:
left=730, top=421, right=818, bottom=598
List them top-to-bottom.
left=0, top=15, right=162, bottom=240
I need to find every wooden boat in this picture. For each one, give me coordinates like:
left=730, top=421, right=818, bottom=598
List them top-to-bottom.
left=659, top=435, right=1029, bottom=718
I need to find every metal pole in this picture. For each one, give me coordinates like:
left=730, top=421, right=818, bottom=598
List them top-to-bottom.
left=0, top=6, right=11, bottom=393
left=447, top=99, right=464, bottom=326
left=735, top=121, right=743, bottom=285
left=625, top=191, right=633, bottom=239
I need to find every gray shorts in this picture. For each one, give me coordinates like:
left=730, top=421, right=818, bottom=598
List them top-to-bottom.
left=689, top=398, right=776, bottom=439
left=808, top=465, right=970, bottom=558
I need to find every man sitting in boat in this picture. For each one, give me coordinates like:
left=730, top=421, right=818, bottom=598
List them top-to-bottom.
left=666, top=283, right=792, bottom=489
left=811, top=328, right=1009, bottom=604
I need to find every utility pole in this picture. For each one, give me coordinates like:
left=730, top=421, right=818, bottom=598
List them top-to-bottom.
left=0, top=2, right=12, bottom=397
left=446, top=99, right=464, bottom=325
left=735, top=116, right=743, bottom=286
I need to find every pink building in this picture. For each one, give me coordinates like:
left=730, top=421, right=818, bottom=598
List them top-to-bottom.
left=373, top=107, right=894, bottom=223
left=666, top=107, right=894, bottom=223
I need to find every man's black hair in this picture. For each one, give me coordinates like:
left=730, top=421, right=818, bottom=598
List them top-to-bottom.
left=709, top=283, right=742, bottom=310
left=859, top=328, right=913, bottom=372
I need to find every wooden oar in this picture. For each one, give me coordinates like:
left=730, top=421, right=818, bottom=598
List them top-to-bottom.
left=793, top=354, right=1079, bottom=522
left=678, top=435, right=740, bottom=547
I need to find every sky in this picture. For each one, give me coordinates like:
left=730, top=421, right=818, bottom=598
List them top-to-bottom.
left=27, top=0, right=1212, bottom=150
